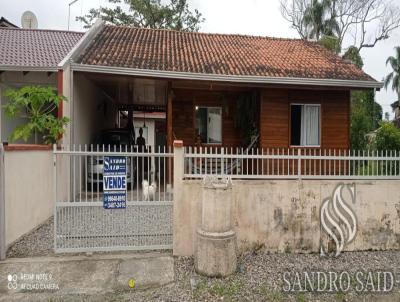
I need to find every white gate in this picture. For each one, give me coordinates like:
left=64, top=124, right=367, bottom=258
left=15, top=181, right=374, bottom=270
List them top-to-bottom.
left=53, top=145, right=173, bottom=253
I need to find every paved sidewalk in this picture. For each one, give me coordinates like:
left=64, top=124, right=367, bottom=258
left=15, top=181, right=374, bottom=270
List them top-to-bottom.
left=0, top=252, right=174, bottom=301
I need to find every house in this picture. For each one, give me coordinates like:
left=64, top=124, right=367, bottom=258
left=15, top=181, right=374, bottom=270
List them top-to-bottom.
left=0, top=17, right=18, bottom=28
left=1, top=21, right=396, bottom=259
left=58, top=21, right=382, bottom=154
left=0, top=27, right=83, bottom=143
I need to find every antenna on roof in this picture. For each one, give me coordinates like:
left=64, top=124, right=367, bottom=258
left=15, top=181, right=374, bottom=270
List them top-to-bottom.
left=21, top=11, right=38, bottom=29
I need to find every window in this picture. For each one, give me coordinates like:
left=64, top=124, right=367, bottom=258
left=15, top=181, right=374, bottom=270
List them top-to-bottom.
left=290, top=104, right=320, bottom=146
left=195, top=106, right=222, bottom=144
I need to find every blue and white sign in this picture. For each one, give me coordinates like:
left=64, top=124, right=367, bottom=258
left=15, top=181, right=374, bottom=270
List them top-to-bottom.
left=103, top=156, right=127, bottom=209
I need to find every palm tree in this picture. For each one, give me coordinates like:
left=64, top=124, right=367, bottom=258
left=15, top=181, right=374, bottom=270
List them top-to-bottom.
left=303, top=0, right=338, bottom=40
left=384, top=47, right=400, bottom=102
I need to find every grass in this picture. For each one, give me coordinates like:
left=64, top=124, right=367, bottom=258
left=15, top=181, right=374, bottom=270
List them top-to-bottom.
left=192, top=279, right=208, bottom=299
left=208, top=280, right=245, bottom=301
left=258, top=284, right=284, bottom=301
left=335, top=291, right=346, bottom=301
left=295, top=293, right=307, bottom=302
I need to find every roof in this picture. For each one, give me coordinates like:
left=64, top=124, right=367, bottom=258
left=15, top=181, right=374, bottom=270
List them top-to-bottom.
left=0, top=17, right=18, bottom=28
left=76, top=25, right=379, bottom=87
left=0, top=27, right=84, bottom=70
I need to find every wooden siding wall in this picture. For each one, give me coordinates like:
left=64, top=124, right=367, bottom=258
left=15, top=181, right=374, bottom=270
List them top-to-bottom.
left=172, top=87, right=350, bottom=150
left=172, top=89, right=243, bottom=147
left=260, top=89, right=350, bottom=150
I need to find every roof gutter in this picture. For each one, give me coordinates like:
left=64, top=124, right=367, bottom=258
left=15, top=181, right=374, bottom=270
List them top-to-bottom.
left=58, top=18, right=105, bottom=69
left=70, top=63, right=384, bottom=90
left=0, top=65, right=58, bottom=72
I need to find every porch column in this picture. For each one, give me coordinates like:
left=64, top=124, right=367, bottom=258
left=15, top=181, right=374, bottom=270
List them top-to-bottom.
left=57, top=69, right=63, bottom=120
left=167, top=82, right=173, bottom=147
left=0, top=144, right=5, bottom=260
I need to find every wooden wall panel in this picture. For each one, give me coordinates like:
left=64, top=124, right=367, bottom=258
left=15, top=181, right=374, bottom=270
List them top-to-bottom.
left=172, top=87, right=350, bottom=150
left=260, top=88, right=350, bottom=150
left=172, top=89, right=243, bottom=147
left=260, top=89, right=289, bottom=148
left=321, top=90, right=350, bottom=149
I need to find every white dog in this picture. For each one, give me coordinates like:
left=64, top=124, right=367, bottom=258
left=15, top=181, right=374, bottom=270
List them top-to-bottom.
left=142, top=180, right=157, bottom=201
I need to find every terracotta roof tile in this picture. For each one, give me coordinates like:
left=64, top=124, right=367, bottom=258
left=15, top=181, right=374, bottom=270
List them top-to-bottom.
left=79, top=25, right=377, bottom=82
left=0, top=28, right=83, bottom=68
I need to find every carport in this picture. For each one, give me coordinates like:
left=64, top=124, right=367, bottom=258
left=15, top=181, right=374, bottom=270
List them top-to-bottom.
left=71, top=71, right=168, bottom=150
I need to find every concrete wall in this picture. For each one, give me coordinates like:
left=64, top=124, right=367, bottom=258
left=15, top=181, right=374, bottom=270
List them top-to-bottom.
left=0, top=71, right=57, bottom=143
left=72, top=73, right=109, bottom=146
left=4, top=149, right=53, bottom=246
left=174, top=179, right=400, bottom=256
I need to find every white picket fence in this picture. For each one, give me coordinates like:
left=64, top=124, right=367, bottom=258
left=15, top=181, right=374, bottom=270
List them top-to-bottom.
left=184, top=147, right=400, bottom=180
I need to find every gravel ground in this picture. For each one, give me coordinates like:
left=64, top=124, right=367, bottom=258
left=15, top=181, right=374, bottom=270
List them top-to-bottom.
left=6, top=218, right=54, bottom=258
left=6, top=220, right=400, bottom=301
left=8, top=250, right=400, bottom=302
left=106, top=250, right=400, bottom=302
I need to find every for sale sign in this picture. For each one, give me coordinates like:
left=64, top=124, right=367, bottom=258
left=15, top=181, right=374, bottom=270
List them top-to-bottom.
left=103, top=156, right=127, bottom=209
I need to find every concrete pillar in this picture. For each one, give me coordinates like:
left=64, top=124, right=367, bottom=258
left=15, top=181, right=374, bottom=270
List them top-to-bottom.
left=173, top=140, right=189, bottom=256
left=195, top=176, right=237, bottom=277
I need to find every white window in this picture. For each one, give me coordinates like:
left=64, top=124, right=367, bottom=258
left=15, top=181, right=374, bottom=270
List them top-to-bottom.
left=290, top=104, right=320, bottom=146
left=195, top=106, right=222, bottom=144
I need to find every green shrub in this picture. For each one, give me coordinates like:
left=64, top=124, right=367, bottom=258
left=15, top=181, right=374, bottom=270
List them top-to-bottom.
left=3, top=86, right=69, bottom=144
left=375, top=122, right=400, bottom=151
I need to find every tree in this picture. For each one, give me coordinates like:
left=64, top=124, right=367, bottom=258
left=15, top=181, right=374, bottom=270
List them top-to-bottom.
left=77, top=0, right=204, bottom=31
left=281, top=0, right=400, bottom=51
left=303, top=0, right=339, bottom=40
left=332, top=0, right=400, bottom=52
left=318, top=35, right=341, bottom=53
left=342, top=46, right=363, bottom=69
left=384, top=46, right=400, bottom=103
left=344, top=48, right=382, bottom=149
left=3, top=86, right=69, bottom=144
left=350, top=90, right=382, bottom=150
left=350, top=96, right=372, bottom=150
left=375, top=121, right=400, bottom=151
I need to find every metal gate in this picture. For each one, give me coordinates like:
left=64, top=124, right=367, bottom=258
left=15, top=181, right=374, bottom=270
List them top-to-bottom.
left=53, top=145, right=173, bottom=253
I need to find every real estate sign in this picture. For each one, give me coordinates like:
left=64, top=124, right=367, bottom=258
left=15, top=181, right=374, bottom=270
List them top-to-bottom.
left=103, top=156, right=127, bottom=209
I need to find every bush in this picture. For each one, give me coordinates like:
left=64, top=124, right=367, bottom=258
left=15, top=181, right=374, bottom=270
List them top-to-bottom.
left=375, top=122, right=400, bottom=151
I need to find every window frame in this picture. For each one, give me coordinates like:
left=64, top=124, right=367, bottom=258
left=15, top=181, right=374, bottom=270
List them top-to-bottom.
left=289, top=103, right=321, bottom=148
left=194, top=105, right=223, bottom=145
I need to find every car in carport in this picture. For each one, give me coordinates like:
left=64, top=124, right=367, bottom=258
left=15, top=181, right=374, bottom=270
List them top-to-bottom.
left=87, top=129, right=136, bottom=190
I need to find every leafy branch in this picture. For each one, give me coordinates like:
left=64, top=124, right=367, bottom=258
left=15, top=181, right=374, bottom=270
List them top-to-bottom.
left=77, top=0, right=204, bottom=31
left=3, top=86, right=69, bottom=144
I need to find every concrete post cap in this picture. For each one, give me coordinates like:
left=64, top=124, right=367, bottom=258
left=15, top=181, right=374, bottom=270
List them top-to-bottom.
left=173, top=140, right=183, bottom=147
left=202, top=176, right=232, bottom=189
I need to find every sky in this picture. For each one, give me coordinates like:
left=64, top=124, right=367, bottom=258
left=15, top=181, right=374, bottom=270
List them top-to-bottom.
left=0, top=0, right=399, bottom=117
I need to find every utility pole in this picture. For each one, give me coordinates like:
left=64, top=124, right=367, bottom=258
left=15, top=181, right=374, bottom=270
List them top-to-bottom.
left=68, top=0, right=79, bottom=30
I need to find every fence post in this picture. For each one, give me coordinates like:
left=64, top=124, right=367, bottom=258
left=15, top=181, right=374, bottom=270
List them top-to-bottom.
left=173, top=140, right=189, bottom=255
left=0, top=143, right=6, bottom=260
left=53, top=144, right=57, bottom=253
left=221, top=147, right=225, bottom=175
left=297, top=148, right=302, bottom=180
